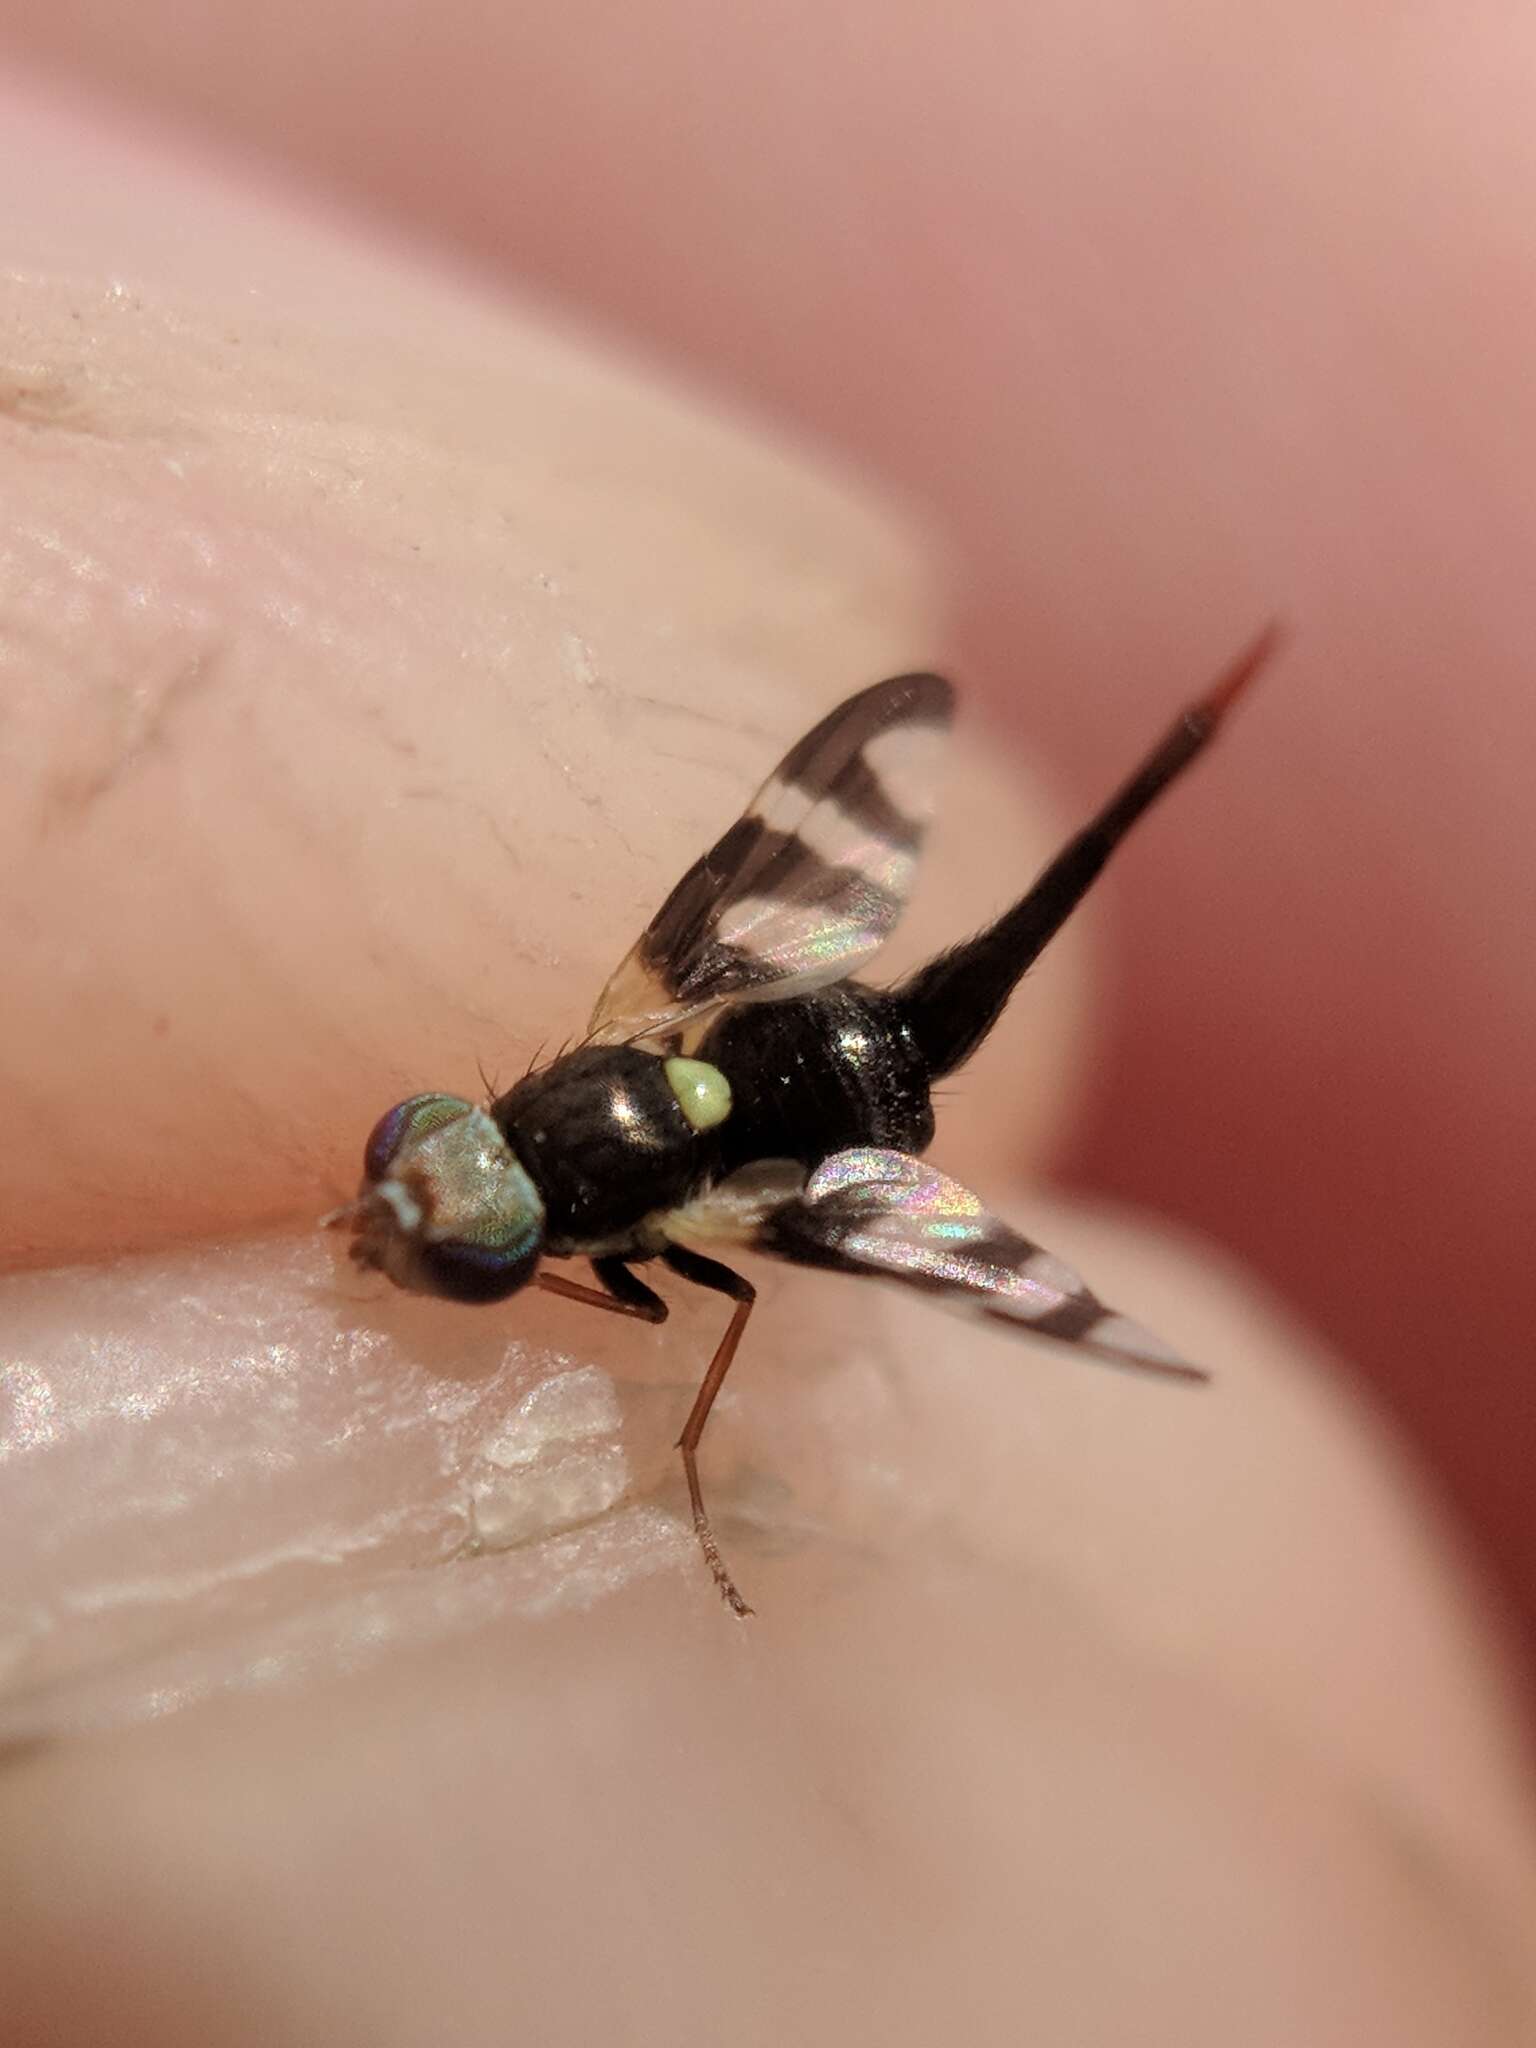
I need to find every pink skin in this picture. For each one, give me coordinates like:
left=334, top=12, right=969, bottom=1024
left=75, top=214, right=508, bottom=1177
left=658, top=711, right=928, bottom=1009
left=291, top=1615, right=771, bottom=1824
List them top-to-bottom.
left=9, top=0, right=1534, bottom=1661
left=1, top=43, right=1535, bottom=2048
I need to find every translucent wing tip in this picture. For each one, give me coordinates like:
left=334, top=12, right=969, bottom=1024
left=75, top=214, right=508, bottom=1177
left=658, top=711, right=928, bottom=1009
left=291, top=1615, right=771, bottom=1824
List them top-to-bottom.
left=1082, top=1313, right=1211, bottom=1384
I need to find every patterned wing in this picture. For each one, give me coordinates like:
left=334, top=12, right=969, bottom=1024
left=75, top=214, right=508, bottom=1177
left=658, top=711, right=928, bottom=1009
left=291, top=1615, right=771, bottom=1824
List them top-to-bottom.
left=590, top=673, right=953, bottom=1046
left=749, top=1147, right=1207, bottom=1382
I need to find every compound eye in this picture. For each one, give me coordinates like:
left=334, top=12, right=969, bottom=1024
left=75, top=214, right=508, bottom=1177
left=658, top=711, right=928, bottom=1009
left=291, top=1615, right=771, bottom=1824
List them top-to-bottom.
left=363, top=1093, right=476, bottom=1183
left=349, top=1094, right=546, bottom=1305
left=412, top=1232, right=542, bottom=1304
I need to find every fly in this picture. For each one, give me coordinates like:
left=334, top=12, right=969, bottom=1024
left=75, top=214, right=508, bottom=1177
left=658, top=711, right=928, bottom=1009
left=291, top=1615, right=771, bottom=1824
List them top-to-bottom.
left=333, top=629, right=1276, bottom=1614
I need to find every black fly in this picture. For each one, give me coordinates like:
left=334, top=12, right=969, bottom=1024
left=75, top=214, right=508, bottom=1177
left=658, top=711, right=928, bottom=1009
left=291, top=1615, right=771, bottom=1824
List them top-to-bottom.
left=334, top=630, right=1275, bottom=1614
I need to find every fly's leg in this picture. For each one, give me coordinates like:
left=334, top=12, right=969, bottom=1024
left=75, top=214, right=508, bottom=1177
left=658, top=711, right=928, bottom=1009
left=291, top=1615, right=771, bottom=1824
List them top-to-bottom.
left=662, top=1245, right=757, bottom=1619
left=543, top=1250, right=755, bottom=1615
left=536, top=1259, right=668, bottom=1323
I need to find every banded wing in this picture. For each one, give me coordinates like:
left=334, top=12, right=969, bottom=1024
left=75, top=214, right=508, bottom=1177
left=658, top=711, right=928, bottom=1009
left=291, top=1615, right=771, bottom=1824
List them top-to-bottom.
left=590, top=673, right=953, bottom=1046
left=750, top=1147, right=1207, bottom=1383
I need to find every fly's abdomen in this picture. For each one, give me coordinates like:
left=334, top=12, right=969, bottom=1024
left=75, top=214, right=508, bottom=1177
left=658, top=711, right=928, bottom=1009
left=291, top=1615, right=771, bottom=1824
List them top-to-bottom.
left=699, top=984, right=934, bottom=1177
left=494, top=1046, right=716, bottom=1252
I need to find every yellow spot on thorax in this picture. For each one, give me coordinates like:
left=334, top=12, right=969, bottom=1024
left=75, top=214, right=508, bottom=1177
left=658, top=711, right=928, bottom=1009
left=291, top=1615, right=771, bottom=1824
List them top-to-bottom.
left=664, top=1056, right=733, bottom=1132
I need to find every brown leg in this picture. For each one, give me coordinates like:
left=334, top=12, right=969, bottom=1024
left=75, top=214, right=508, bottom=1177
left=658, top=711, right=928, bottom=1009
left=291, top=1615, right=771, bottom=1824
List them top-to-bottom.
left=663, top=1246, right=757, bottom=1618
left=536, top=1259, right=667, bottom=1323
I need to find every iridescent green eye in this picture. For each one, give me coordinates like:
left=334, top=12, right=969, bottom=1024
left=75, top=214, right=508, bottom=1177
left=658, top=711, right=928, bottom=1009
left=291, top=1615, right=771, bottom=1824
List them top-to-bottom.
left=364, top=1093, right=477, bottom=1183
left=350, top=1095, right=545, bottom=1304
left=413, top=1231, right=541, bottom=1304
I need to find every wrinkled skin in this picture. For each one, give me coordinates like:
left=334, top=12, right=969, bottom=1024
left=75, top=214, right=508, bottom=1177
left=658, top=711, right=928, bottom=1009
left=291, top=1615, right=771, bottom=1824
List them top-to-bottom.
left=2, top=36, right=1535, bottom=2048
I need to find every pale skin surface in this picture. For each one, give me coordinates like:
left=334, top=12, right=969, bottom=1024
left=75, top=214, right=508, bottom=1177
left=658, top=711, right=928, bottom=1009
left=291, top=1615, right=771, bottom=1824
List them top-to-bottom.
left=17, top=0, right=1536, bottom=1656
left=2, top=85, right=1536, bottom=2048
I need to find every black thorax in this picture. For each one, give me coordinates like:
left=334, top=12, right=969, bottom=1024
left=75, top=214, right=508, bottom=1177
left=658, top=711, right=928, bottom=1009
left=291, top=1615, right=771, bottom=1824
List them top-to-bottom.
left=494, top=1046, right=706, bottom=1253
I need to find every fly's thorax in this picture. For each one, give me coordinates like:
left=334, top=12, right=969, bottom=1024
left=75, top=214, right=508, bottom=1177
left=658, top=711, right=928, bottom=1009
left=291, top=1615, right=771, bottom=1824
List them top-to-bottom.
left=493, top=1044, right=729, bottom=1253
left=344, top=1093, right=545, bottom=1303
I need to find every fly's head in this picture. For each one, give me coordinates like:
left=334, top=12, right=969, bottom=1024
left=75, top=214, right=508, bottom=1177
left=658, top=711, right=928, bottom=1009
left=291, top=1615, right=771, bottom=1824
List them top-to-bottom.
left=334, top=1093, right=545, bottom=1303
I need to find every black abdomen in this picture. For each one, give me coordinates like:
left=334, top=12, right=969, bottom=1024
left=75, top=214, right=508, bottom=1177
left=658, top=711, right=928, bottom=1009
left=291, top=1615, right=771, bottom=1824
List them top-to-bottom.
left=700, top=983, right=934, bottom=1176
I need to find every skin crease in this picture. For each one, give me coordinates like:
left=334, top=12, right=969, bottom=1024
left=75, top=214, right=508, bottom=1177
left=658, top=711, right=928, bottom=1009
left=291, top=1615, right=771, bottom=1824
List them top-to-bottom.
left=1, top=78, right=1536, bottom=2048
